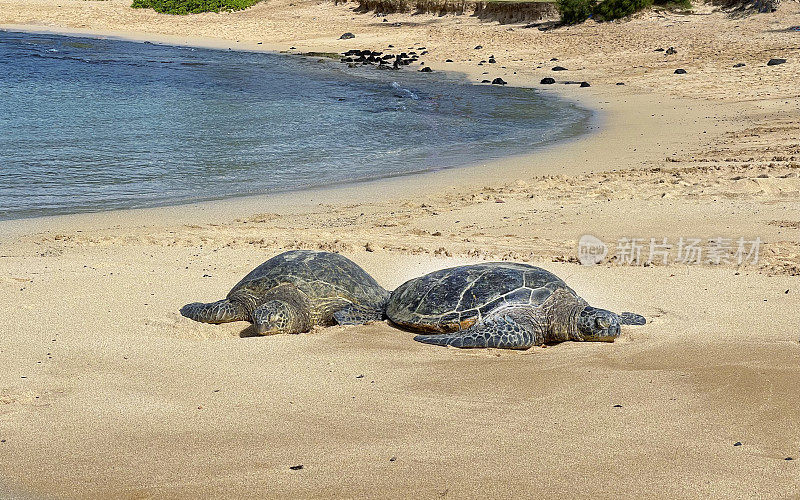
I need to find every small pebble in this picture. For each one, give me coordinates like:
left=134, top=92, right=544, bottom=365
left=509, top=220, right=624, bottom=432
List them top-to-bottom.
left=674, top=69, right=687, bottom=74
left=355, top=374, right=364, bottom=379
left=613, top=404, right=622, bottom=408
left=734, top=442, right=742, bottom=446
left=389, top=456, right=397, bottom=462
left=290, top=464, right=304, bottom=470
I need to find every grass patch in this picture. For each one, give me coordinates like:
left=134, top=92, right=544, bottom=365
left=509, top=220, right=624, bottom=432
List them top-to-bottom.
left=131, top=0, right=263, bottom=14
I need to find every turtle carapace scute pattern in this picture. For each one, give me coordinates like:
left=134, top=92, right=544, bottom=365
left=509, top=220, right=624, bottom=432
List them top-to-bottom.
left=181, top=250, right=389, bottom=335
left=386, top=262, right=645, bottom=349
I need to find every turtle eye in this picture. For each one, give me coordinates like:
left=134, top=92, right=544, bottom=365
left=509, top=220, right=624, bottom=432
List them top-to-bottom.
left=596, top=316, right=611, bottom=329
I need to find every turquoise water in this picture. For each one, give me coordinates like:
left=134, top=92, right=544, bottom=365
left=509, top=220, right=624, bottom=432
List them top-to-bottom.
left=0, top=30, right=591, bottom=221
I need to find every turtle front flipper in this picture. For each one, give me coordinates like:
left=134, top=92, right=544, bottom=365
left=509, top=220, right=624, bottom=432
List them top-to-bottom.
left=180, top=299, right=247, bottom=324
left=333, top=303, right=385, bottom=326
left=414, top=312, right=543, bottom=349
left=619, top=312, right=646, bottom=325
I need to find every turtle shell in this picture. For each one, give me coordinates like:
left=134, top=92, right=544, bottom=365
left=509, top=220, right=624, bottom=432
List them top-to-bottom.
left=229, top=250, right=388, bottom=312
left=386, top=262, right=576, bottom=333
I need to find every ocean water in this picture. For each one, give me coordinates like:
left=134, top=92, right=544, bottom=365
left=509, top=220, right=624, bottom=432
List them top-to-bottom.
left=0, top=30, right=591, bottom=221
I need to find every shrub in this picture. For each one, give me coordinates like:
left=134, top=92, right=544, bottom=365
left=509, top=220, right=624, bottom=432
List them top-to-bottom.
left=131, top=0, right=262, bottom=14
left=556, top=0, right=595, bottom=24
left=557, top=0, right=690, bottom=23
left=592, top=0, right=652, bottom=21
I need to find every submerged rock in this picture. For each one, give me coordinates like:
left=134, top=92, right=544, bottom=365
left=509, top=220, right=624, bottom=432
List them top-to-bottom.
left=491, top=78, right=507, bottom=85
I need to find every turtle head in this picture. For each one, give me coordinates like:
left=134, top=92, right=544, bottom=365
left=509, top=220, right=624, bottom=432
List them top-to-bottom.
left=250, top=299, right=312, bottom=335
left=576, top=306, right=621, bottom=342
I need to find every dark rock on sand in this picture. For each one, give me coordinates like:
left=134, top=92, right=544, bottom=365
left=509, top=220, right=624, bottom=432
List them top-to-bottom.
left=340, top=33, right=355, bottom=40
left=666, top=47, right=677, bottom=55
left=654, top=48, right=665, bottom=52
left=767, top=58, right=787, bottom=66
left=445, top=59, right=453, bottom=62
left=734, top=63, right=746, bottom=68
left=552, top=66, right=567, bottom=71
left=420, top=67, right=432, bottom=72
left=674, top=68, right=687, bottom=74
left=541, top=77, right=556, bottom=84
left=491, top=78, right=507, bottom=85
left=481, top=79, right=491, bottom=83
left=580, top=81, right=591, bottom=87
left=616, top=82, right=625, bottom=85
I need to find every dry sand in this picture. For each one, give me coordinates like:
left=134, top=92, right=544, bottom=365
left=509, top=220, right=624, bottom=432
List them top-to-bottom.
left=1, top=0, right=800, bottom=497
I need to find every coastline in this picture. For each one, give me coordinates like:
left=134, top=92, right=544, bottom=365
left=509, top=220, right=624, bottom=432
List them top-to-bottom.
left=1, top=1, right=800, bottom=497
left=0, top=24, right=716, bottom=237
left=1, top=24, right=601, bottom=232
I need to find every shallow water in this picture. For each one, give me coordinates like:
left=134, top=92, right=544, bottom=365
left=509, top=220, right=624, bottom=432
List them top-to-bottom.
left=0, top=30, right=591, bottom=221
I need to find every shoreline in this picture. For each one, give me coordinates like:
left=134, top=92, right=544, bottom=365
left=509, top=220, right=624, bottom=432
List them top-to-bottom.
left=0, top=23, right=609, bottom=235
left=0, top=25, right=600, bottom=231
left=0, top=25, right=721, bottom=242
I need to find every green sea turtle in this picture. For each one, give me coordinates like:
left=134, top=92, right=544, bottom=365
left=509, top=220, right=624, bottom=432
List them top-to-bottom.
left=181, top=250, right=389, bottom=335
left=386, top=262, right=645, bottom=349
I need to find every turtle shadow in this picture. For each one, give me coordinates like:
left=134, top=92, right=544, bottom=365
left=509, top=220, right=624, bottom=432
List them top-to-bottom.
left=238, top=324, right=260, bottom=338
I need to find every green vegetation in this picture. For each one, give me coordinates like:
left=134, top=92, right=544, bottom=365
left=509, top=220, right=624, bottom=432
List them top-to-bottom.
left=131, top=0, right=262, bottom=15
left=556, top=0, right=594, bottom=24
left=557, top=0, right=689, bottom=24
left=592, top=0, right=651, bottom=21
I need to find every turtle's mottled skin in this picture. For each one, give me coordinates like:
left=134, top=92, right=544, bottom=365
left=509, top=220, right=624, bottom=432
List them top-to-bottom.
left=181, top=250, right=389, bottom=335
left=386, top=262, right=645, bottom=349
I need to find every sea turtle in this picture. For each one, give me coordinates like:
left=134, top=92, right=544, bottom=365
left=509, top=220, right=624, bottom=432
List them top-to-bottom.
left=180, top=250, right=389, bottom=335
left=386, top=262, right=645, bottom=349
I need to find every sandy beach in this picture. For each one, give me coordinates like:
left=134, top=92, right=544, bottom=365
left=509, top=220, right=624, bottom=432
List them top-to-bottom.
left=1, top=0, right=800, bottom=497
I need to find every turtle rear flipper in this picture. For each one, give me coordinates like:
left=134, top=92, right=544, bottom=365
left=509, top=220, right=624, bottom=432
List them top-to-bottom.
left=180, top=299, right=247, bottom=324
left=334, top=303, right=385, bottom=326
left=619, top=312, right=646, bottom=325
left=414, top=313, right=542, bottom=349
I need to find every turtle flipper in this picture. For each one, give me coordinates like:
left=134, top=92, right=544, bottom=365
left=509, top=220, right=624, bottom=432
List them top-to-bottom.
left=180, top=299, right=247, bottom=324
left=334, top=303, right=384, bottom=326
left=619, top=312, right=646, bottom=325
left=414, top=313, right=542, bottom=350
